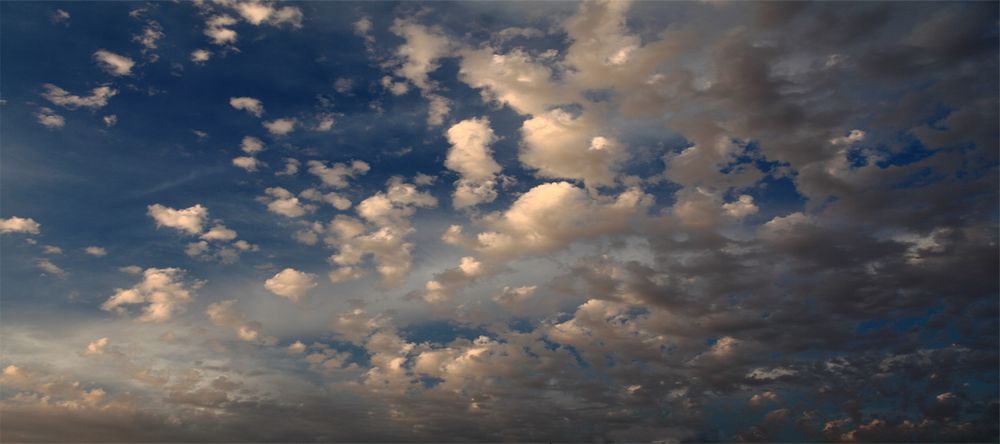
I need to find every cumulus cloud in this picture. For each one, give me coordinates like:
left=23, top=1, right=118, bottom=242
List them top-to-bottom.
left=234, top=2, right=303, bottom=27
left=205, top=15, right=238, bottom=45
left=191, top=49, right=212, bottom=63
left=93, top=50, right=135, bottom=76
left=41, top=84, right=117, bottom=109
left=230, top=97, right=264, bottom=117
left=34, top=107, right=65, bottom=129
left=520, top=110, right=626, bottom=187
left=103, top=115, right=117, bottom=127
left=263, top=118, right=296, bottom=135
left=445, top=118, right=501, bottom=208
left=232, top=156, right=263, bottom=172
left=306, top=160, right=369, bottom=188
left=259, top=187, right=316, bottom=218
left=147, top=204, right=208, bottom=235
left=0, top=216, right=41, bottom=234
left=83, top=246, right=107, bottom=257
left=35, top=258, right=66, bottom=277
left=101, top=267, right=197, bottom=322
left=264, top=268, right=317, bottom=303
left=206, top=300, right=272, bottom=344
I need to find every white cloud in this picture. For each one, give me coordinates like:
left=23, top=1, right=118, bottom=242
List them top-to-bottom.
left=235, top=2, right=303, bottom=27
left=52, top=9, right=70, bottom=23
left=205, top=15, right=238, bottom=45
left=133, top=21, right=164, bottom=52
left=191, top=49, right=212, bottom=63
left=93, top=50, right=135, bottom=76
left=334, top=77, right=353, bottom=94
left=41, top=84, right=117, bottom=109
left=230, top=97, right=264, bottom=117
left=35, top=107, right=65, bottom=129
left=520, top=109, right=626, bottom=187
left=314, top=114, right=335, bottom=131
left=103, top=115, right=117, bottom=127
left=263, top=118, right=296, bottom=135
left=445, top=118, right=501, bottom=208
left=831, top=129, right=866, bottom=146
left=240, top=136, right=264, bottom=154
left=232, top=156, right=263, bottom=172
left=276, top=158, right=300, bottom=176
left=306, top=160, right=369, bottom=188
left=473, top=182, right=652, bottom=259
left=259, top=187, right=316, bottom=218
left=300, top=188, right=352, bottom=210
left=722, top=195, right=759, bottom=219
left=147, top=204, right=209, bottom=235
left=0, top=216, right=41, bottom=234
left=200, top=225, right=237, bottom=242
left=185, top=241, right=209, bottom=258
left=42, top=245, right=63, bottom=254
left=84, top=246, right=107, bottom=257
left=35, top=259, right=66, bottom=277
left=119, top=265, right=142, bottom=274
left=101, top=267, right=197, bottom=322
left=264, top=268, right=317, bottom=303
left=493, top=285, right=537, bottom=312
left=206, top=300, right=266, bottom=343
left=81, top=337, right=110, bottom=356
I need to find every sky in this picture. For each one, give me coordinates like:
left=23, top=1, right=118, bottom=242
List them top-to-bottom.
left=0, top=1, right=997, bottom=442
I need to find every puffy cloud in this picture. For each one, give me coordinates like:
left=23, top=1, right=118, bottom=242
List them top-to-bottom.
left=234, top=2, right=303, bottom=27
left=51, top=9, right=70, bottom=23
left=205, top=15, right=238, bottom=45
left=389, top=19, right=454, bottom=125
left=458, top=47, right=574, bottom=116
left=190, top=49, right=212, bottom=63
left=93, top=50, right=135, bottom=76
left=41, top=84, right=117, bottom=109
left=229, top=97, right=264, bottom=117
left=34, top=107, right=65, bottom=129
left=520, top=110, right=626, bottom=187
left=103, top=115, right=117, bottom=127
left=263, top=118, right=296, bottom=135
left=445, top=118, right=501, bottom=208
left=232, top=156, right=263, bottom=172
left=276, top=158, right=301, bottom=176
left=306, top=160, right=369, bottom=188
left=472, top=182, right=652, bottom=259
left=259, top=187, right=316, bottom=218
left=299, top=188, right=351, bottom=210
left=722, top=195, right=759, bottom=219
left=147, top=204, right=208, bottom=235
left=0, top=216, right=40, bottom=234
left=200, top=225, right=237, bottom=242
left=42, top=245, right=63, bottom=254
left=83, top=246, right=107, bottom=257
left=35, top=258, right=66, bottom=277
left=101, top=267, right=197, bottom=322
left=264, top=268, right=317, bottom=303
left=492, top=285, right=537, bottom=312
left=206, top=300, right=270, bottom=343
left=81, top=337, right=110, bottom=356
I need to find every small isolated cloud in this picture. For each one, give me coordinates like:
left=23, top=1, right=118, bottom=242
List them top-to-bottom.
left=234, top=2, right=303, bottom=27
left=51, top=9, right=70, bottom=24
left=205, top=15, right=238, bottom=45
left=93, top=49, right=135, bottom=76
left=191, top=49, right=212, bottom=63
left=334, top=77, right=353, bottom=94
left=41, top=84, right=117, bottom=109
left=230, top=97, right=264, bottom=117
left=35, top=107, right=65, bottom=129
left=103, top=115, right=117, bottom=127
left=445, top=117, right=501, bottom=208
left=263, top=118, right=296, bottom=136
left=240, top=136, right=264, bottom=154
left=232, top=156, right=263, bottom=172
left=276, top=158, right=300, bottom=176
left=306, top=159, right=369, bottom=188
left=259, top=187, right=316, bottom=218
left=147, top=203, right=209, bottom=235
left=0, top=216, right=41, bottom=234
left=200, top=225, right=237, bottom=242
left=42, top=245, right=63, bottom=254
left=84, top=246, right=107, bottom=257
left=35, top=258, right=66, bottom=277
left=101, top=267, right=198, bottom=322
left=264, top=268, right=317, bottom=303
left=206, top=300, right=269, bottom=343
left=81, top=337, right=110, bottom=356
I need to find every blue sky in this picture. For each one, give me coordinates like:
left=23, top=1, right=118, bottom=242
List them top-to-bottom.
left=1, top=1, right=997, bottom=442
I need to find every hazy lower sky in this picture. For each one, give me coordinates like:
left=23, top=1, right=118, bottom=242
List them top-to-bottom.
left=1, top=1, right=997, bottom=442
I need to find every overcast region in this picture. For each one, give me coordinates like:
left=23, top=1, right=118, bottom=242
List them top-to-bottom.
left=1, top=1, right=998, bottom=442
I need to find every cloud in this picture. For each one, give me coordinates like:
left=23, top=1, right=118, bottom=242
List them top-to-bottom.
left=234, top=2, right=303, bottom=27
left=51, top=9, right=70, bottom=23
left=205, top=15, right=238, bottom=45
left=190, top=49, right=212, bottom=63
left=93, top=50, right=135, bottom=76
left=41, top=84, right=117, bottom=109
left=229, top=97, right=264, bottom=117
left=34, top=107, right=65, bottom=128
left=520, top=109, right=626, bottom=188
left=103, top=115, right=117, bottom=127
left=263, top=118, right=296, bottom=135
left=445, top=118, right=501, bottom=208
left=232, top=156, right=263, bottom=172
left=276, top=158, right=300, bottom=176
left=306, top=160, right=369, bottom=188
left=259, top=187, right=316, bottom=218
left=300, top=188, right=352, bottom=210
left=147, top=204, right=208, bottom=235
left=0, top=216, right=41, bottom=234
left=200, top=225, right=237, bottom=242
left=83, top=246, right=107, bottom=257
left=35, top=259, right=66, bottom=277
left=101, top=267, right=197, bottom=322
left=264, top=268, right=317, bottom=303
left=206, top=300, right=270, bottom=343
left=81, top=337, right=110, bottom=356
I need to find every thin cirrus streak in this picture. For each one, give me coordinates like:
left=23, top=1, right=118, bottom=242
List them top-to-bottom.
left=0, top=1, right=997, bottom=443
